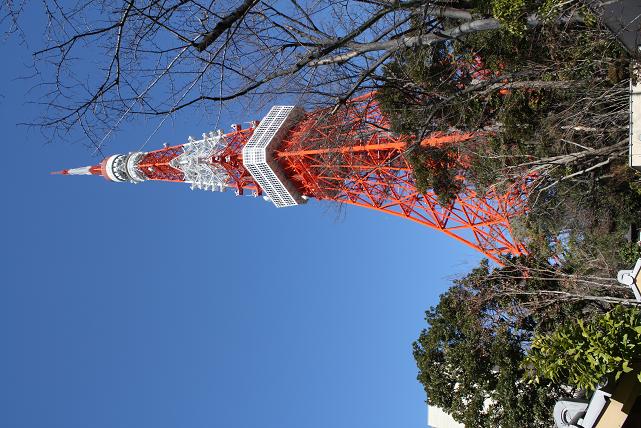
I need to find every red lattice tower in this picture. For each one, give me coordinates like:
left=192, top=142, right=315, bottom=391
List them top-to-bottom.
left=54, top=93, right=528, bottom=263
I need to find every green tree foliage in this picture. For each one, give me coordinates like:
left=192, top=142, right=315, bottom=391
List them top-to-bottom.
left=475, top=0, right=579, bottom=36
left=491, top=0, right=530, bottom=36
left=386, top=3, right=641, bottom=425
left=376, top=8, right=638, bottom=270
left=376, top=45, right=478, bottom=135
left=405, top=146, right=463, bottom=205
left=524, top=165, right=641, bottom=268
left=413, top=255, right=639, bottom=427
left=413, top=261, right=562, bottom=428
left=524, top=306, right=641, bottom=392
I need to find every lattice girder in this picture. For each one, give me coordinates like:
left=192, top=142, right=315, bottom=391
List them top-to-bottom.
left=55, top=92, right=529, bottom=262
left=275, top=93, right=528, bottom=263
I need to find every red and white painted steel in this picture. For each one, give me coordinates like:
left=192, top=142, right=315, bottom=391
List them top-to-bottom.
left=54, top=93, right=528, bottom=262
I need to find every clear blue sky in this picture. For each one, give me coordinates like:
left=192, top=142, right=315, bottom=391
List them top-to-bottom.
left=0, top=5, right=481, bottom=428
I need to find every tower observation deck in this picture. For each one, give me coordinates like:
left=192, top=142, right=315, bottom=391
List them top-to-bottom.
left=54, top=93, right=528, bottom=263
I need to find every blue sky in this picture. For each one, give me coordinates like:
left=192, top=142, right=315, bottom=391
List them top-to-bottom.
left=0, top=5, right=482, bottom=428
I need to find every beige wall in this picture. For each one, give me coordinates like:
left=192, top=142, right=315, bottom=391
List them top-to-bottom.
left=427, top=405, right=465, bottom=428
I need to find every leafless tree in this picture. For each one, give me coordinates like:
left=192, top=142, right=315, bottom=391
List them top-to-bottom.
left=1, top=0, right=26, bottom=41
left=25, top=0, right=589, bottom=149
left=459, top=254, right=640, bottom=338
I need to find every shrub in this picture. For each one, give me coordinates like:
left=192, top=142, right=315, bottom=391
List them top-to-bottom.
left=524, top=306, right=641, bottom=392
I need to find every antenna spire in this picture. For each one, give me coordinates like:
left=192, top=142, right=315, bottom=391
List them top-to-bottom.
left=51, top=166, right=98, bottom=176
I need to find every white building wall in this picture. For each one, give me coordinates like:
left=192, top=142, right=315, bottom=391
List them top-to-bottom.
left=630, top=63, right=641, bottom=169
left=428, top=405, right=465, bottom=428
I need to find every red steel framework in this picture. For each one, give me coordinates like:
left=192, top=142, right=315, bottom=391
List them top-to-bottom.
left=54, top=92, right=528, bottom=263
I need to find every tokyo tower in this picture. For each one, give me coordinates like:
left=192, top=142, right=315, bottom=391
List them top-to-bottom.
left=54, top=93, right=527, bottom=263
